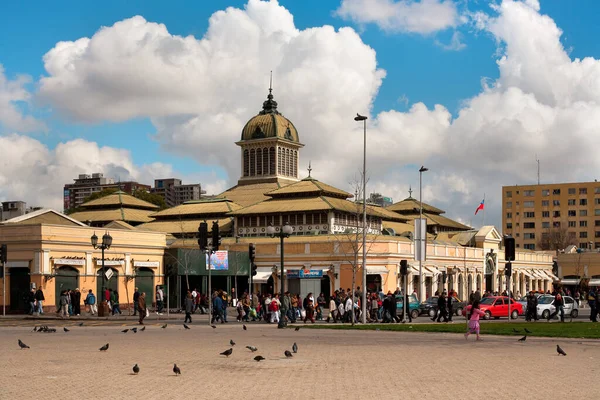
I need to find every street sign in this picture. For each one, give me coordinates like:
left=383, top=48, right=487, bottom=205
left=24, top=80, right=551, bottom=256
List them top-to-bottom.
left=105, top=269, right=114, bottom=280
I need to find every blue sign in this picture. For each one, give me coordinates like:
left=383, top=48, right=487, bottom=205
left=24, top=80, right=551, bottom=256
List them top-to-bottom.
left=287, top=269, right=323, bottom=279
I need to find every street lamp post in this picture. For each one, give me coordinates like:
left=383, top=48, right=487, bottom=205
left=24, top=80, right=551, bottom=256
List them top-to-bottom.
left=355, top=113, right=368, bottom=324
left=418, top=166, right=428, bottom=302
left=267, top=222, right=293, bottom=329
left=91, top=231, right=113, bottom=313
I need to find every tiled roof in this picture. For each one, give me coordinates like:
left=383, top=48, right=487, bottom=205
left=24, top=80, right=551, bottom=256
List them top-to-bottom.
left=266, top=178, right=351, bottom=199
left=218, top=182, right=283, bottom=207
left=80, top=191, right=159, bottom=210
left=386, top=197, right=445, bottom=215
left=150, top=198, right=242, bottom=218
left=69, top=208, right=155, bottom=224
left=402, top=213, right=471, bottom=230
left=138, top=217, right=234, bottom=235
left=104, top=220, right=137, bottom=230
left=382, top=220, right=415, bottom=235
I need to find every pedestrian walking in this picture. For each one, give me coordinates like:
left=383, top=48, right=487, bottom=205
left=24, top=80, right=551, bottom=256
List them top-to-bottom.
left=34, top=286, right=45, bottom=314
left=156, top=286, right=164, bottom=315
left=133, top=287, right=140, bottom=316
left=72, top=288, right=81, bottom=316
left=27, top=289, right=35, bottom=315
left=86, top=289, right=97, bottom=315
left=588, top=289, right=597, bottom=322
left=59, top=290, right=69, bottom=319
left=111, top=290, right=122, bottom=315
left=436, top=291, right=449, bottom=322
left=447, top=291, right=454, bottom=322
left=138, top=292, right=147, bottom=325
left=184, top=292, right=194, bottom=323
left=464, top=300, right=485, bottom=341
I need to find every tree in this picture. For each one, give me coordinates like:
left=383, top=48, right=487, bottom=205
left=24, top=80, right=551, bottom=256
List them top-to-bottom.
left=330, top=177, right=380, bottom=326
left=132, top=189, right=167, bottom=209
left=537, top=223, right=577, bottom=251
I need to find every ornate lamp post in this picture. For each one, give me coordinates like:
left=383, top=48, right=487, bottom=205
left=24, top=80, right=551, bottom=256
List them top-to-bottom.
left=354, top=113, right=368, bottom=323
left=418, top=166, right=428, bottom=301
left=267, top=222, right=293, bottom=328
left=91, top=231, right=112, bottom=304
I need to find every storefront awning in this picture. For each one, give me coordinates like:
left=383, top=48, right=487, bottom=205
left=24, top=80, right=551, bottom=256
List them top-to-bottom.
left=366, top=266, right=389, bottom=275
left=409, top=266, right=419, bottom=275
left=423, top=266, right=438, bottom=276
left=253, top=268, right=273, bottom=284
left=544, top=271, right=560, bottom=281
left=560, top=278, right=581, bottom=285
left=589, top=279, right=600, bottom=286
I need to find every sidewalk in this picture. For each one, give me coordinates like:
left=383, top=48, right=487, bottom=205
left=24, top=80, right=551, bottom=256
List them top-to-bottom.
left=0, top=309, right=220, bottom=321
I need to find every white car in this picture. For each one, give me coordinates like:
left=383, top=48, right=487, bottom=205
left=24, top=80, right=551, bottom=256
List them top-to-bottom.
left=536, top=295, right=579, bottom=319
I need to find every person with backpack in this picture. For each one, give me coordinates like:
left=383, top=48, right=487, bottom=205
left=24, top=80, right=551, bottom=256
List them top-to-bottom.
left=86, top=289, right=97, bottom=315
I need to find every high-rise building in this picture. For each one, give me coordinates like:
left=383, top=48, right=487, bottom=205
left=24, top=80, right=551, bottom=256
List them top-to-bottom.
left=63, top=173, right=150, bottom=211
left=151, top=178, right=205, bottom=207
left=502, top=181, right=600, bottom=251
left=368, top=193, right=393, bottom=207
left=1, top=201, right=43, bottom=221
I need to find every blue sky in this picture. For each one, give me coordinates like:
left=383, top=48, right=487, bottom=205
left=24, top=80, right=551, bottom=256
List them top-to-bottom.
left=3, top=0, right=600, bottom=229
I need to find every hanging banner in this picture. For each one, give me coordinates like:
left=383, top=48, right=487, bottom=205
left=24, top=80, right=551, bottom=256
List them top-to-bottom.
left=206, top=250, right=229, bottom=270
left=287, top=269, right=323, bottom=279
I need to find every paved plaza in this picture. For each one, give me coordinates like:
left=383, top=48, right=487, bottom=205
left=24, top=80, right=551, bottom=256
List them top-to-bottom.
left=1, top=321, right=598, bottom=399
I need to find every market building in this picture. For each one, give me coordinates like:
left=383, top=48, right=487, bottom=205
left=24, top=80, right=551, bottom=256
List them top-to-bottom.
left=0, top=209, right=166, bottom=313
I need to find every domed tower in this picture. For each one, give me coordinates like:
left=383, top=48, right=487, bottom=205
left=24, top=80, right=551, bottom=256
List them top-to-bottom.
left=236, top=88, right=304, bottom=186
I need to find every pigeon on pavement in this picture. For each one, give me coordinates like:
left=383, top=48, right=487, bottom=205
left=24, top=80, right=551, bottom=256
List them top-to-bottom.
left=78, top=322, right=84, bottom=327
left=161, top=324, right=168, bottom=329
left=184, top=324, right=190, bottom=330
left=243, top=324, right=247, bottom=331
left=211, top=325, right=217, bottom=329
left=32, top=326, right=38, bottom=332
left=140, top=326, right=146, bottom=331
left=63, top=327, right=70, bottom=332
left=131, top=327, right=138, bottom=333
left=294, top=327, right=300, bottom=331
left=512, top=328, right=520, bottom=333
left=524, top=328, right=532, bottom=334
left=121, top=329, right=129, bottom=333
left=518, top=336, right=527, bottom=342
left=18, top=339, right=30, bottom=349
left=230, top=339, right=236, bottom=346
left=292, top=342, right=298, bottom=353
left=99, top=343, right=109, bottom=351
left=557, top=345, right=567, bottom=356
left=246, top=346, right=258, bottom=352
left=220, top=348, right=233, bottom=357
left=284, top=350, right=293, bottom=358
left=254, top=355, right=265, bottom=362
left=173, top=363, right=181, bottom=375
left=133, top=364, right=140, bottom=374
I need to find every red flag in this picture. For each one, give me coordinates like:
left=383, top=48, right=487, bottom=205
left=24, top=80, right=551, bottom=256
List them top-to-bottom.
left=474, top=199, right=485, bottom=215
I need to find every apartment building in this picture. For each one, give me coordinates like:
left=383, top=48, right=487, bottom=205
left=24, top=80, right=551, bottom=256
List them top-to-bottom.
left=63, top=173, right=150, bottom=211
left=151, top=178, right=205, bottom=207
left=502, top=181, right=600, bottom=251
left=0, top=201, right=43, bottom=221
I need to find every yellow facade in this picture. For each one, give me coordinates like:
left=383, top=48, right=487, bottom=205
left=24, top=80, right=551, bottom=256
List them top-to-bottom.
left=502, top=181, right=600, bottom=251
left=0, top=220, right=166, bottom=312
left=556, top=251, right=600, bottom=287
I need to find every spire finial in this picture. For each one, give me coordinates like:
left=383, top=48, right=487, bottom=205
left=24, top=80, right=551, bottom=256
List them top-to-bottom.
left=260, top=71, right=279, bottom=115
left=307, top=161, right=312, bottom=178
left=408, top=186, right=413, bottom=198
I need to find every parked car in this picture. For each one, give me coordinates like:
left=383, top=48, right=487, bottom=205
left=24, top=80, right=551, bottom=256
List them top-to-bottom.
left=396, top=293, right=420, bottom=319
left=516, top=293, right=544, bottom=314
left=536, top=295, right=579, bottom=319
left=419, top=296, right=466, bottom=317
left=478, top=296, right=523, bottom=320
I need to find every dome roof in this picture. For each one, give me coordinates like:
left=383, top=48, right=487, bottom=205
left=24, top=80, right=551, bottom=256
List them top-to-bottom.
left=240, top=89, right=300, bottom=143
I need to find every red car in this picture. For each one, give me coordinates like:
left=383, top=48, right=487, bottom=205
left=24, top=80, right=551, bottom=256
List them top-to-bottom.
left=466, top=296, right=523, bottom=320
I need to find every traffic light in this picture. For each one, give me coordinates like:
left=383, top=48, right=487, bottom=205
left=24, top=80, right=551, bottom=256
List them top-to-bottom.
left=212, top=221, right=220, bottom=252
left=198, top=222, right=208, bottom=252
left=504, top=236, right=515, bottom=261
left=249, top=243, right=256, bottom=262
left=0, top=244, right=6, bottom=263
left=400, top=259, right=408, bottom=276
left=252, top=262, right=258, bottom=276
left=505, top=262, right=512, bottom=277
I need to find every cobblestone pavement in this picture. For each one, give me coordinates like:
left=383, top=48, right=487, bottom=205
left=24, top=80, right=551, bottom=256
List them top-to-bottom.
left=1, top=322, right=599, bottom=400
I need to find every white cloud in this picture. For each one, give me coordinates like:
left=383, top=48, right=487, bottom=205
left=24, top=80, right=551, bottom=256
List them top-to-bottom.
left=31, top=0, right=600, bottom=232
left=335, top=0, right=459, bottom=34
left=435, top=30, right=466, bottom=51
left=0, top=65, right=46, bottom=133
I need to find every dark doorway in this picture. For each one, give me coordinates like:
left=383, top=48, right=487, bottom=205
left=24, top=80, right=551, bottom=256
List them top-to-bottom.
left=55, top=266, right=79, bottom=308
left=97, top=267, right=118, bottom=302
left=9, top=268, right=30, bottom=312
left=135, top=268, right=154, bottom=305
left=231, top=274, right=249, bottom=297
left=366, top=274, right=382, bottom=293
left=485, top=274, right=493, bottom=293
left=321, top=275, right=331, bottom=300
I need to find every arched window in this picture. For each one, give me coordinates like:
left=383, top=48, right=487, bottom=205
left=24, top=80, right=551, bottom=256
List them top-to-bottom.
left=263, top=147, right=269, bottom=175
left=269, top=147, right=276, bottom=175
left=278, top=147, right=283, bottom=174
left=256, top=148, right=263, bottom=176
left=286, top=148, right=291, bottom=176
left=243, top=149, right=249, bottom=177
left=250, top=149, right=256, bottom=176
left=293, top=150, right=297, bottom=178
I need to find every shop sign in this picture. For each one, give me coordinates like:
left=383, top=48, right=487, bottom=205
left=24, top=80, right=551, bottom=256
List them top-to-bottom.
left=287, top=269, right=323, bottom=279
